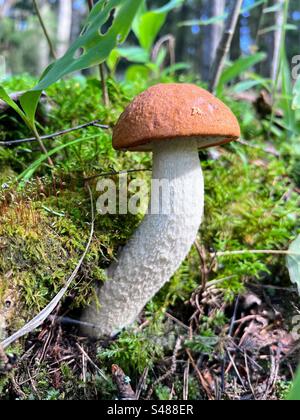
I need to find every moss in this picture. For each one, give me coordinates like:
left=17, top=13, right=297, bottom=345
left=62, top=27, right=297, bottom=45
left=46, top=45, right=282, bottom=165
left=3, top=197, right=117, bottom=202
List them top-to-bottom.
left=1, top=77, right=300, bottom=399
left=0, top=182, right=141, bottom=337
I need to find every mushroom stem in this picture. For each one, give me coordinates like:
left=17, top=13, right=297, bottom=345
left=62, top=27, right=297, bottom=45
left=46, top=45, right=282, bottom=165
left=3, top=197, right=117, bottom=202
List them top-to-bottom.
left=83, top=138, right=204, bottom=337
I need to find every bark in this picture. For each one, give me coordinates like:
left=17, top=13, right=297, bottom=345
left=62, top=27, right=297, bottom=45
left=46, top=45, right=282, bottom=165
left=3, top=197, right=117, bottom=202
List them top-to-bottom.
left=0, top=0, right=17, bottom=18
left=57, top=0, right=73, bottom=58
left=202, top=0, right=225, bottom=82
left=209, top=0, right=243, bottom=93
left=257, top=0, right=284, bottom=80
left=271, top=0, right=284, bottom=82
left=230, top=16, right=241, bottom=61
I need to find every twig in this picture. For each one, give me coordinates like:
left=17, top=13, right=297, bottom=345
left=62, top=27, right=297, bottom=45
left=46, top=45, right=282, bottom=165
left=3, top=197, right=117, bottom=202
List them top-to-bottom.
left=32, top=0, right=57, bottom=60
left=87, top=0, right=109, bottom=106
left=209, top=0, right=243, bottom=93
left=152, top=35, right=176, bottom=69
left=99, top=63, right=110, bottom=107
left=0, top=120, right=110, bottom=147
left=32, top=124, right=54, bottom=168
left=84, top=168, right=151, bottom=181
left=1, top=185, right=95, bottom=350
left=194, top=240, right=209, bottom=292
left=214, top=249, right=299, bottom=258
left=165, top=312, right=190, bottom=331
left=146, top=337, right=183, bottom=400
left=76, top=343, right=108, bottom=381
left=186, top=348, right=214, bottom=400
left=226, top=348, right=247, bottom=390
left=244, top=351, right=256, bottom=400
left=183, top=360, right=190, bottom=400
left=135, top=367, right=149, bottom=400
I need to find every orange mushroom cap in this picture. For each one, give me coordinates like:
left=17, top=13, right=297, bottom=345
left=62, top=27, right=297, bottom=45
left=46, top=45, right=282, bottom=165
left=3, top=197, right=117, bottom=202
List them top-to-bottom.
left=113, top=83, right=241, bottom=151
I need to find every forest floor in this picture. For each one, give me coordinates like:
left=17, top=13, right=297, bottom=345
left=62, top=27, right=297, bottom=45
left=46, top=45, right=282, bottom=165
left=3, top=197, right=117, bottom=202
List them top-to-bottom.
left=0, top=75, right=300, bottom=400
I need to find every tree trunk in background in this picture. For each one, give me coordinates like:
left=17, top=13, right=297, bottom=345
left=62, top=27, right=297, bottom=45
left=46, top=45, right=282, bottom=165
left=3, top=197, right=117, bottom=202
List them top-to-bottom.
left=0, top=0, right=17, bottom=18
left=37, top=0, right=51, bottom=75
left=57, top=0, right=72, bottom=58
left=202, top=0, right=225, bottom=82
left=257, top=0, right=284, bottom=81
left=271, top=0, right=284, bottom=82
left=176, top=2, right=190, bottom=63
left=230, top=16, right=241, bottom=61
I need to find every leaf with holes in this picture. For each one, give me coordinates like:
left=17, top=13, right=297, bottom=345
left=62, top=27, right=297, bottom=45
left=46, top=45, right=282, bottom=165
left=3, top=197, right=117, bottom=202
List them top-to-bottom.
left=19, top=0, right=142, bottom=126
left=286, top=235, right=300, bottom=295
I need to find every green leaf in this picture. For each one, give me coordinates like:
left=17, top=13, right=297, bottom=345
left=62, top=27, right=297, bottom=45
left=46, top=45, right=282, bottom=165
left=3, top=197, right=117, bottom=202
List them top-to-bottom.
left=7, top=0, right=142, bottom=126
left=33, top=0, right=142, bottom=92
left=133, top=0, right=183, bottom=52
left=154, top=0, right=184, bottom=14
left=179, top=0, right=266, bottom=27
left=263, top=4, right=283, bottom=13
left=134, top=12, right=166, bottom=52
left=179, top=14, right=227, bottom=28
left=259, top=24, right=297, bottom=35
left=116, top=46, right=149, bottom=63
left=107, top=49, right=121, bottom=72
left=280, top=52, right=296, bottom=133
left=217, top=53, right=267, bottom=94
left=161, top=62, right=191, bottom=76
left=125, top=64, right=151, bottom=82
left=292, top=77, right=300, bottom=110
left=232, top=79, right=266, bottom=93
left=0, top=85, right=27, bottom=123
left=20, top=90, right=41, bottom=128
left=286, top=235, right=300, bottom=295
left=287, top=370, right=300, bottom=400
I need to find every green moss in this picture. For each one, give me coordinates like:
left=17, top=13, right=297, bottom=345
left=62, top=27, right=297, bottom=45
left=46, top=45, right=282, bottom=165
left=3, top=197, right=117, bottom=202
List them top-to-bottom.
left=1, top=76, right=300, bottom=399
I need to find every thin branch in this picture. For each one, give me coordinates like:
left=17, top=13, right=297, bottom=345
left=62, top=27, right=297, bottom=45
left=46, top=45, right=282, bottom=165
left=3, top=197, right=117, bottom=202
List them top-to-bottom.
left=32, top=0, right=57, bottom=60
left=87, top=0, right=110, bottom=106
left=209, top=0, right=243, bottom=93
left=0, top=120, right=110, bottom=147
left=84, top=168, right=151, bottom=181
left=1, top=185, right=95, bottom=350
left=214, top=249, right=298, bottom=258
left=146, top=337, right=183, bottom=400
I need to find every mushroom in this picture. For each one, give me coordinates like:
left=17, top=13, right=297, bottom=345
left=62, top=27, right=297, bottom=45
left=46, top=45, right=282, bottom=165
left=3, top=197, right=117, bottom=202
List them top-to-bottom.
left=83, top=83, right=240, bottom=337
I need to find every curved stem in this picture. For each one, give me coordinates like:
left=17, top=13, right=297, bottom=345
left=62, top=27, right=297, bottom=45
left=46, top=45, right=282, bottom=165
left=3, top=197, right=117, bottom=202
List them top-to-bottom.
left=83, top=139, right=204, bottom=337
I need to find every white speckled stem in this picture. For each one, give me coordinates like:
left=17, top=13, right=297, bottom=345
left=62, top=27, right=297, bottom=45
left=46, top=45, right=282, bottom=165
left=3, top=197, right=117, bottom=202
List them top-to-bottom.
left=83, top=138, right=204, bottom=337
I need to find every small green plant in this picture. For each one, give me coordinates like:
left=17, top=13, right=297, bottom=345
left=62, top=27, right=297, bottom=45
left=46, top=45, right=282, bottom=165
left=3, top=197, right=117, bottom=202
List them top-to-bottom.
left=107, top=0, right=186, bottom=81
left=98, top=328, right=164, bottom=374
left=287, top=369, right=300, bottom=401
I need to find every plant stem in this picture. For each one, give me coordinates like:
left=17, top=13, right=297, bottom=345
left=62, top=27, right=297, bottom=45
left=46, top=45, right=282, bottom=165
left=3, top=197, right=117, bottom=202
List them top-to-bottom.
left=32, top=0, right=57, bottom=60
left=87, top=0, right=110, bottom=107
left=209, top=0, right=243, bottom=93
left=32, top=125, right=54, bottom=167
left=214, top=249, right=299, bottom=257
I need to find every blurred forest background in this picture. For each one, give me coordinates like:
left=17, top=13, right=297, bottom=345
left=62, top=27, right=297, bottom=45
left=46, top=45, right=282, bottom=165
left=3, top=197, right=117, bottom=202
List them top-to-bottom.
left=0, top=0, right=299, bottom=82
